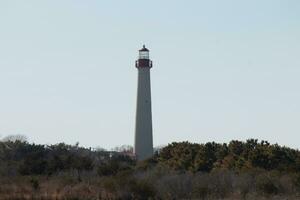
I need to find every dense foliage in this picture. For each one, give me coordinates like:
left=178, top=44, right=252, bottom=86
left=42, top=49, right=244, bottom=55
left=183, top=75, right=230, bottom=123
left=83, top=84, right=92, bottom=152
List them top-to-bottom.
left=1, top=138, right=300, bottom=199
left=155, top=139, right=300, bottom=172
left=0, top=141, right=94, bottom=176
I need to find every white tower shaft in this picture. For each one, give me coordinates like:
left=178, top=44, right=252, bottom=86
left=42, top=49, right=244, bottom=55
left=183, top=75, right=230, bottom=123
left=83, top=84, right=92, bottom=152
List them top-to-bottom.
left=134, top=45, right=153, bottom=160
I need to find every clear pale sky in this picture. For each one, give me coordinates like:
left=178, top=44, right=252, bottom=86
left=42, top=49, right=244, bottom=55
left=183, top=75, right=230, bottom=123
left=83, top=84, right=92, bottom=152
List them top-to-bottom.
left=0, top=0, right=299, bottom=149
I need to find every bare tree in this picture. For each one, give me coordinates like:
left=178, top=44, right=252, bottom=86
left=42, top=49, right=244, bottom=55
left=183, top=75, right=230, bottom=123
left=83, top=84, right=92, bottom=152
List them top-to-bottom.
left=1, top=134, right=27, bottom=142
left=112, top=145, right=133, bottom=153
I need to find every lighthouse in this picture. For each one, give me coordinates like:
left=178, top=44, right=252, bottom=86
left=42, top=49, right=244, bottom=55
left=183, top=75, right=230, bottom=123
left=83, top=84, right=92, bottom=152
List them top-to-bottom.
left=134, top=45, right=154, bottom=160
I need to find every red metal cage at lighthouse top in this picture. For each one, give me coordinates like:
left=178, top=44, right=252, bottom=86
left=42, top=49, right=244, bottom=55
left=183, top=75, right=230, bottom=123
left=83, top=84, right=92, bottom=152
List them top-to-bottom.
left=136, top=45, right=152, bottom=68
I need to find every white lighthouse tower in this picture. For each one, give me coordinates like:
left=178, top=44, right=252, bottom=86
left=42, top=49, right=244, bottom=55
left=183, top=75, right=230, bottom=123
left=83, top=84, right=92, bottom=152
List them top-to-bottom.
left=134, top=45, right=154, bottom=160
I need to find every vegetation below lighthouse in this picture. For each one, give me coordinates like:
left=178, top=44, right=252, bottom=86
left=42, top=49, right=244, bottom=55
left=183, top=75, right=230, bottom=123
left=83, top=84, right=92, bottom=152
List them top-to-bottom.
left=1, top=137, right=300, bottom=199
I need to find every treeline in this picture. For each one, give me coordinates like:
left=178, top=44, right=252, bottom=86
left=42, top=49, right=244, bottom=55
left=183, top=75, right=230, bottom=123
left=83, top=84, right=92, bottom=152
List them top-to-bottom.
left=1, top=139, right=300, bottom=199
left=156, top=139, right=300, bottom=172
left=0, top=141, right=95, bottom=176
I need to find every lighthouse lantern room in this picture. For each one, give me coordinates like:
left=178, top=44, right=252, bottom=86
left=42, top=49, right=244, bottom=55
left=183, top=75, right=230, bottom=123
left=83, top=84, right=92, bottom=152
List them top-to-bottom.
left=136, top=45, right=152, bottom=68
